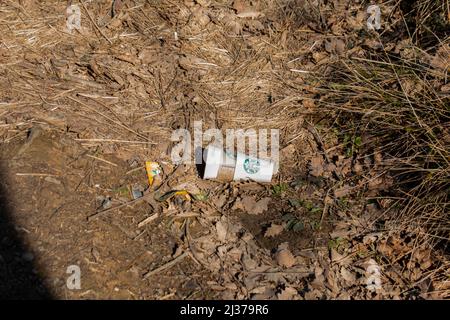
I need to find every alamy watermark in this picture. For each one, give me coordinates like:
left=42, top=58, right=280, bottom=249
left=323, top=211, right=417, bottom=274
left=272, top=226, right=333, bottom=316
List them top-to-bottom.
left=66, top=4, right=81, bottom=33
left=367, top=5, right=382, bottom=31
left=366, top=259, right=382, bottom=291
left=66, top=265, right=81, bottom=290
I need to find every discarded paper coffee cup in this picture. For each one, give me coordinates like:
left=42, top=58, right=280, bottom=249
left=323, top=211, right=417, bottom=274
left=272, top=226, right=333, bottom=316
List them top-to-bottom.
left=203, top=145, right=275, bottom=183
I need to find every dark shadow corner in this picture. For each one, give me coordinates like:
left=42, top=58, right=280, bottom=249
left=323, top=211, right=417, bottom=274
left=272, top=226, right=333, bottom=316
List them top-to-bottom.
left=0, top=164, right=53, bottom=300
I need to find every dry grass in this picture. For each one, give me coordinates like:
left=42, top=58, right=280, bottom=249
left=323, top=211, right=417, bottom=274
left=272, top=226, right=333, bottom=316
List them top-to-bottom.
left=398, top=0, right=449, bottom=49
left=315, top=36, right=449, bottom=247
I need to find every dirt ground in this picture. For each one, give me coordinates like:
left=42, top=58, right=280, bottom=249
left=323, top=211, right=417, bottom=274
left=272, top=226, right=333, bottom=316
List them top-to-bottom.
left=0, top=0, right=448, bottom=299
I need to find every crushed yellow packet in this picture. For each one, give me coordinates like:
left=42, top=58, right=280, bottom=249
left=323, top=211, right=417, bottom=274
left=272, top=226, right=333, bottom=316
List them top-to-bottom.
left=145, top=161, right=161, bottom=187
left=158, top=190, right=192, bottom=202
left=173, top=190, right=191, bottom=201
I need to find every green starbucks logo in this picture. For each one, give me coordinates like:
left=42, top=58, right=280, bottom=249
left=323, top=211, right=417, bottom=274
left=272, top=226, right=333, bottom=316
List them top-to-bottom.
left=243, top=158, right=260, bottom=174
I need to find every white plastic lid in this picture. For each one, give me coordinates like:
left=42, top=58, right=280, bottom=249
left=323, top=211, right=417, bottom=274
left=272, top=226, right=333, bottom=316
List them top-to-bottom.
left=203, top=145, right=223, bottom=179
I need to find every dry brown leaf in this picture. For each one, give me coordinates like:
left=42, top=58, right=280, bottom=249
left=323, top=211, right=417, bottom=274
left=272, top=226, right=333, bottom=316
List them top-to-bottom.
left=196, top=0, right=211, bottom=7
left=232, top=0, right=246, bottom=13
left=192, top=6, right=211, bottom=26
left=346, top=10, right=365, bottom=30
left=236, top=11, right=263, bottom=19
left=223, top=14, right=242, bottom=34
left=325, top=39, right=346, bottom=55
left=364, top=39, right=383, bottom=50
left=429, top=44, right=450, bottom=72
left=312, top=51, right=329, bottom=65
left=441, top=83, right=450, bottom=92
left=302, top=99, right=315, bottom=109
left=280, top=144, right=298, bottom=162
left=374, top=149, right=383, bottom=166
left=310, top=156, right=324, bottom=177
left=338, top=158, right=352, bottom=176
left=353, top=162, right=363, bottom=174
left=368, top=177, right=384, bottom=190
left=172, top=181, right=201, bottom=194
left=238, top=182, right=265, bottom=192
left=334, top=185, right=352, bottom=198
left=215, top=193, right=228, bottom=208
left=324, top=194, right=333, bottom=206
left=240, top=196, right=271, bottom=215
left=215, top=220, right=228, bottom=242
left=264, top=223, right=284, bottom=238
left=330, top=228, right=352, bottom=239
left=362, top=232, right=382, bottom=245
left=275, top=243, right=296, bottom=268
left=330, top=248, right=344, bottom=263
left=331, top=248, right=352, bottom=266
left=413, top=248, right=431, bottom=262
left=242, top=253, right=258, bottom=270
left=310, top=266, right=326, bottom=291
left=325, top=267, right=339, bottom=294
left=340, top=267, right=356, bottom=283
left=251, top=287, right=276, bottom=300
left=277, top=287, right=298, bottom=300
left=304, top=288, right=322, bottom=299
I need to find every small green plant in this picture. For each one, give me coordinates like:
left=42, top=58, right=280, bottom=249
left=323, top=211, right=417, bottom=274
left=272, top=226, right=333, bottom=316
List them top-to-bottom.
left=343, top=133, right=363, bottom=157
left=291, top=178, right=305, bottom=190
left=272, top=183, right=288, bottom=196
left=114, top=186, right=130, bottom=198
left=193, top=191, right=209, bottom=202
left=337, top=197, right=350, bottom=209
left=288, top=198, right=303, bottom=207
left=303, top=200, right=322, bottom=213
left=304, top=200, right=314, bottom=210
left=282, top=213, right=304, bottom=232
left=287, top=219, right=305, bottom=232
left=310, top=220, right=321, bottom=231
left=328, top=237, right=348, bottom=252
left=357, top=250, right=369, bottom=258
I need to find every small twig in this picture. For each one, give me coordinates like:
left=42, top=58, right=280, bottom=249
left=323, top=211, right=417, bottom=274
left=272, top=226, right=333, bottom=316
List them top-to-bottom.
left=80, top=0, right=113, bottom=44
left=111, top=0, right=123, bottom=18
left=290, top=69, right=311, bottom=74
left=77, top=93, right=119, bottom=101
left=76, top=138, right=154, bottom=145
left=86, top=154, right=118, bottom=167
left=126, top=166, right=145, bottom=175
left=16, top=173, right=59, bottom=177
left=320, top=190, right=331, bottom=228
left=88, top=195, right=149, bottom=221
left=137, top=213, right=159, bottom=228
left=184, top=219, right=204, bottom=267
left=143, top=251, right=188, bottom=279
left=247, top=270, right=313, bottom=275
left=159, top=292, right=176, bottom=300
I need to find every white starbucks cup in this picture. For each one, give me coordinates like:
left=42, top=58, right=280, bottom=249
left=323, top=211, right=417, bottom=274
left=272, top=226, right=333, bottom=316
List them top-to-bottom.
left=203, top=145, right=275, bottom=183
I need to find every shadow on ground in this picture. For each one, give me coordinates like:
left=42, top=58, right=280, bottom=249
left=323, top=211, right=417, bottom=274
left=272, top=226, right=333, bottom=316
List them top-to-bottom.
left=0, top=166, right=53, bottom=299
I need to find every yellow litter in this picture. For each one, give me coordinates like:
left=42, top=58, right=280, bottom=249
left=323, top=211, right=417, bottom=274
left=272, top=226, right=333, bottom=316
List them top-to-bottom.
left=145, top=161, right=161, bottom=187
left=158, top=190, right=192, bottom=202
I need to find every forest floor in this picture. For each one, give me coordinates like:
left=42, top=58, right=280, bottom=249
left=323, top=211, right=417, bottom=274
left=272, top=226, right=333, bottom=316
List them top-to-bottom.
left=0, top=0, right=448, bottom=299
